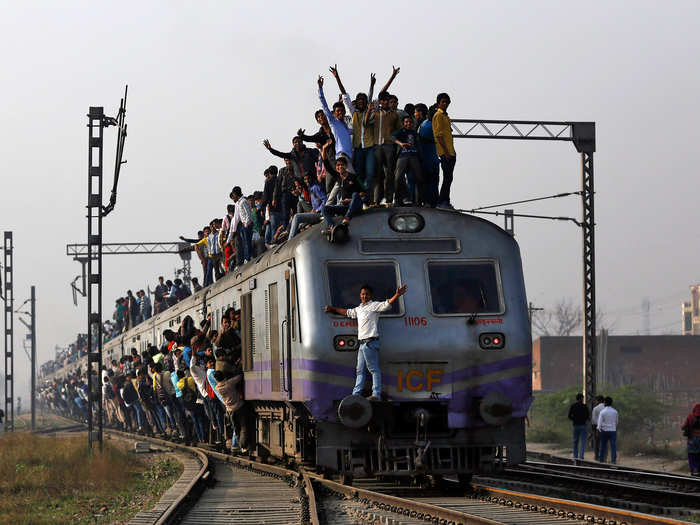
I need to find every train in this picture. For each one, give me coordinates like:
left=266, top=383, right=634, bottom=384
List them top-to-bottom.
left=47, top=207, right=533, bottom=482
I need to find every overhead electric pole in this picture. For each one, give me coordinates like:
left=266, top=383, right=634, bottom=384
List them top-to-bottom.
left=85, top=87, right=128, bottom=452
left=451, top=119, right=597, bottom=404
left=2, top=232, right=14, bottom=432
left=17, top=286, right=36, bottom=431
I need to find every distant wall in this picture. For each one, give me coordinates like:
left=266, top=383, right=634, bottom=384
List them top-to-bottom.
left=533, top=335, right=700, bottom=426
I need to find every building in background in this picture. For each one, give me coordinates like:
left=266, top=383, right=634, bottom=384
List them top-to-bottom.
left=682, top=284, right=700, bottom=335
left=533, top=335, right=700, bottom=426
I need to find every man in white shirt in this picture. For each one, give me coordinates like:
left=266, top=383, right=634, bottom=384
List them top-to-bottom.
left=229, top=186, right=253, bottom=266
left=325, top=284, right=407, bottom=401
left=590, top=395, right=605, bottom=461
left=596, top=396, right=619, bottom=464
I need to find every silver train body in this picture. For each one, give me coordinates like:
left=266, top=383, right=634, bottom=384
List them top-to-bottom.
left=48, top=208, right=532, bottom=477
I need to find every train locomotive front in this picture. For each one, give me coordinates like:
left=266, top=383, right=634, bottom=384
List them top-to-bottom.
left=292, top=207, right=532, bottom=480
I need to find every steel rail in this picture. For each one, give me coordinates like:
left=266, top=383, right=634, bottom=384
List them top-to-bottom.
left=38, top=413, right=695, bottom=525
left=106, top=429, right=210, bottom=525
left=525, top=460, right=700, bottom=490
left=300, top=469, right=321, bottom=525
left=471, top=484, right=691, bottom=525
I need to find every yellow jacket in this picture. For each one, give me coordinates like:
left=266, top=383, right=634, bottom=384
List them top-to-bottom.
left=432, top=108, right=455, bottom=157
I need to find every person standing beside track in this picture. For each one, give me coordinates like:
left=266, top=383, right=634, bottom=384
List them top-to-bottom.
left=324, top=284, right=407, bottom=401
left=568, top=393, right=590, bottom=459
left=590, top=395, right=605, bottom=460
left=596, top=396, right=619, bottom=464
left=682, top=403, right=700, bottom=476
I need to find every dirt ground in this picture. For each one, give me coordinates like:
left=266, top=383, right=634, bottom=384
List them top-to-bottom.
left=527, top=441, right=690, bottom=473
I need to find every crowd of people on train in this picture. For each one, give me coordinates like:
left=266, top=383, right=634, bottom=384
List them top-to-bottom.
left=104, top=65, right=458, bottom=337
left=39, top=308, right=250, bottom=449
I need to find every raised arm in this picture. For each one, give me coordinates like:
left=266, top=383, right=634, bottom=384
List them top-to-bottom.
left=329, top=64, right=347, bottom=95
left=380, top=65, right=400, bottom=94
left=368, top=72, right=376, bottom=104
left=317, top=76, right=333, bottom=121
left=263, top=139, right=292, bottom=159
left=179, top=235, right=201, bottom=244
left=387, top=285, right=408, bottom=305
left=324, top=305, right=348, bottom=316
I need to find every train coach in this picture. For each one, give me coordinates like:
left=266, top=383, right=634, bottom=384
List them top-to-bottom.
left=58, top=207, right=533, bottom=481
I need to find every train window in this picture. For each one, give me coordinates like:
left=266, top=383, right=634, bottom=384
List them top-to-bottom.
left=427, top=260, right=503, bottom=315
left=326, top=261, right=402, bottom=315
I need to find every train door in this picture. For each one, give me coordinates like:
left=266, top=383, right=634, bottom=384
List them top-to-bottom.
left=268, top=282, right=282, bottom=393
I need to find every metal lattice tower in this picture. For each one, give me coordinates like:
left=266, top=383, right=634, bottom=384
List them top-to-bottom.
left=87, top=107, right=105, bottom=450
left=451, top=118, right=597, bottom=403
left=3, top=232, right=13, bottom=431
left=66, top=242, right=193, bottom=296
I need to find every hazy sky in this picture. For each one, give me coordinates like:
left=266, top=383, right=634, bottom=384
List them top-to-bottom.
left=1, top=1, right=699, bottom=401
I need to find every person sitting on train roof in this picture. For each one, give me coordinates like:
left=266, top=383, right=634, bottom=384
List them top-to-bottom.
left=320, top=141, right=365, bottom=229
left=288, top=171, right=327, bottom=239
left=293, top=178, right=312, bottom=214
left=191, top=277, right=203, bottom=292
left=173, top=278, right=191, bottom=300
left=324, top=284, right=408, bottom=401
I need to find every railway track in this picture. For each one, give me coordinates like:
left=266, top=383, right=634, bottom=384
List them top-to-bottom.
left=36, top=417, right=699, bottom=524
left=526, top=452, right=700, bottom=492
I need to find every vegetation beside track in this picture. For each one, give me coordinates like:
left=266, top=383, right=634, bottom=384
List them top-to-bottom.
left=527, top=384, right=688, bottom=464
left=0, top=430, right=182, bottom=524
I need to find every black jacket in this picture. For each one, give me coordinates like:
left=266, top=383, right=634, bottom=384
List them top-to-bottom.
left=269, top=146, right=319, bottom=180
left=263, top=175, right=279, bottom=212
left=568, top=401, right=590, bottom=425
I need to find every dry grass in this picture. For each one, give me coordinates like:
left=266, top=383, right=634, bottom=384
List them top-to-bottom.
left=0, top=431, right=181, bottom=524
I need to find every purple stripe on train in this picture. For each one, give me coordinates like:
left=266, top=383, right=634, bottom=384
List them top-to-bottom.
left=254, top=354, right=530, bottom=386
left=245, top=373, right=532, bottom=427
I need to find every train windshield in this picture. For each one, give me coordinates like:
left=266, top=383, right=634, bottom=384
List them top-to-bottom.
left=327, top=261, right=401, bottom=315
left=427, top=261, right=502, bottom=315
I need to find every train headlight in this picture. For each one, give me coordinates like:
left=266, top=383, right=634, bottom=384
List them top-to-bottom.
left=389, top=213, right=425, bottom=233
left=479, top=332, right=505, bottom=349
left=334, top=335, right=358, bottom=351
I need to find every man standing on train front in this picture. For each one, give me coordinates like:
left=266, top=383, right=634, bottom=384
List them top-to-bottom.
left=324, top=284, right=407, bottom=401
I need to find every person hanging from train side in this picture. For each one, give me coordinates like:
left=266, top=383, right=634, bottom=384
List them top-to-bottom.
left=324, top=284, right=407, bottom=401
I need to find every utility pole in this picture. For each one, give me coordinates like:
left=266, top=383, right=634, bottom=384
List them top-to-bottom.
left=85, top=87, right=128, bottom=452
left=451, top=119, right=597, bottom=404
left=2, top=232, right=13, bottom=432
left=17, top=286, right=37, bottom=430
left=528, top=302, right=544, bottom=335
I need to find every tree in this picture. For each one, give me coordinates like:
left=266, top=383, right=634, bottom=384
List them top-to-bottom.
left=532, top=297, right=612, bottom=337
left=532, top=298, right=582, bottom=336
